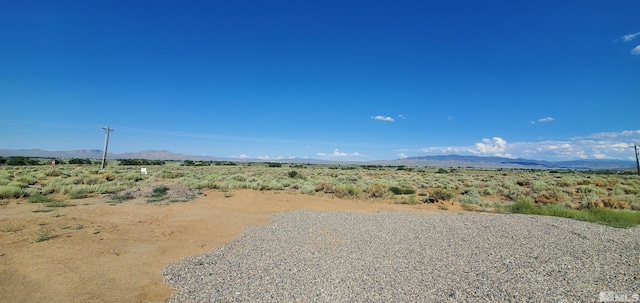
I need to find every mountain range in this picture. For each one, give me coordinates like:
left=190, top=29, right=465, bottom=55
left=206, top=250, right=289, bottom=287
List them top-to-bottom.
left=0, top=149, right=637, bottom=170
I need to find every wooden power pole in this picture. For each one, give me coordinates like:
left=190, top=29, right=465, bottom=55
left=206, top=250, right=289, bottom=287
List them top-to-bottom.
left=101, top=126, right=114, bottom=170
left=635, top=144, right=640, bottom=176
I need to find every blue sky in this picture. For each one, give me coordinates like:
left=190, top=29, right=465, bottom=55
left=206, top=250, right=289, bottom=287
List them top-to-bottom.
left=1, top=1, right=639, bottom=161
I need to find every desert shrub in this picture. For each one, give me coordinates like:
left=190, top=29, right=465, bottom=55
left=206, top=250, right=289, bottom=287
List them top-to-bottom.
left=6, top=157, right=39, bottom=166
left=68, top=158, right=93, bottom=165
left=119, top=159, right=165, bottom=166
left=436, top=167, right=451, bottom=174
left=44, top=168, right=63, bottom=177
left=157, top=170, right=185, bottom=179
left=287, top=170, right=304, bottom=179
left=123, top=172, right=144, bottom=182
left=101, top=173, right=116, bottom=181
left=230, top=173, right=247, bottom=182
left=12, top=175, right=37, bottom=188
left=74, top=175, right=103, bottom=185
left=555, top=179, right=576, bottom=187
left=188, top=180, right=218, bottom=190
left=267, top=180, right=284, bottom=190
left=532, top=181, right=551, bottom=193
left=299, top=182, right=316, bottom=194
left=314, top=182, right=334, bottom=193
left=367, top=182, right=390, bottom=199
left=90, top=183, right=127, bottom=194
left=334, top=184, right=363, bottom=199
left=612, top=184, right=638, bottom=195
left=0, top=185, right=27, bottom=199
left=147, top=186, right=170, bottom=202
left=389, top=186, right=416, bottom=195
left=67, top=187, right=90, bottom=199
left=460, top=187, right=480, bottom=196
left=480, top=187, right=497, bottom=196
left=430, top=188, right=454, bottom=202
left=535, top=190, right=564, bottom=204
left=110, top=192, right=135, bottom=203
left=29, top=193, right=55, bottom=204
left=579, top=193, right=602, bottom=209
left=397, top=194, right=420, bottom=205
left=459, top=195, right=484, bottom=205
left=509, top=196, right=536, bottom=213
left=600, top=198, right=630, bottom=210
left=34, top=229, right=56, bottom=242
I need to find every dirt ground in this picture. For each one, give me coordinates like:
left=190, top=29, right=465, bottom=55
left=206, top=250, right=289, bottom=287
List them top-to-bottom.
left=0, top=189, right=462, bottom=303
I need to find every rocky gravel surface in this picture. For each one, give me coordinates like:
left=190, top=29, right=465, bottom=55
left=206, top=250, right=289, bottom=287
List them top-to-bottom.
left=162, top=210, right=640, bottom=302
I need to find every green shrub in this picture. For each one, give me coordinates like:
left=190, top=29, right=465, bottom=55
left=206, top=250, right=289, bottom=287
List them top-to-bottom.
left=6, top=156, right=39, bottom=166
left=68, top=158, right=93, bottom=165
left=157, top=170, right=185, bottom=179
left=288, top=170, right=303, bottom=179
left=367, top=182, right=390, bottom=199
left=334, top=184, right=363, bottom=199
left=0, top=186, right=27, bottom=199
left=65, top=186, right=89, bottom=199
left=151, top=186, right=169, bottom=197
left=389, top=186, right=416, bottom=195
left=430, top=188, right=454, bottom=201
left=110, top=192, right=135, bottom=203
left=29, top=193, right=55, bottom=203
left=398, top=194, right=420, bottom=205
left=459, top=195, right=484, bottom=205
left=508, top=195, right=640, bottom=228
left=509, top=196, right=536, bottom=213
left=35, top=229, right=56, bottom=242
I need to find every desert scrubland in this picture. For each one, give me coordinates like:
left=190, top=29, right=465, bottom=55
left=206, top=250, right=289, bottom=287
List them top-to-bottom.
left=1, top=159, right=639, bottom=302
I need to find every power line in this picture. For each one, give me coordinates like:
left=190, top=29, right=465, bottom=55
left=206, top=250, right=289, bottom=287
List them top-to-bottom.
left=101, top=126, right=114, bottom=170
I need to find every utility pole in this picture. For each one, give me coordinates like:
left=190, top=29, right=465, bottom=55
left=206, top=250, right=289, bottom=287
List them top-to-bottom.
left=101, top=126, right=114, bottom=170
left=635, top=144, right=640, bottom=176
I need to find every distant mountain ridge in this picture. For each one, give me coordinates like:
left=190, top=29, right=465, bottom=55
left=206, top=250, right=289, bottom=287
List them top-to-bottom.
left=0, top=149, right=636, bottom=170
left=0, top=149, right=220, bottom=161
left=376, top=155, right=636, bottom=170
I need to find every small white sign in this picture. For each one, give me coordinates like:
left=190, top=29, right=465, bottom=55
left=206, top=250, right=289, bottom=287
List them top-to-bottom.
left=140, top=168, right=147, bottom=174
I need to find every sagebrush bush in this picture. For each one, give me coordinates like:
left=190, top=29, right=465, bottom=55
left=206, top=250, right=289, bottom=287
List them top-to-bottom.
left=367, top=182, right=390, bottom=199
left=334, top=184, right=363, bottom=198
left=0, top=186, right=27, bottom=199
left=389, top=186, right=416, bottom=195
left=430, top=188, right=454, bottom=202
left=459, top=195, right=484, bottom=205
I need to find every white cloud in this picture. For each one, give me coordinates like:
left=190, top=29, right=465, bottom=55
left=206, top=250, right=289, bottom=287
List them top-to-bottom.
left=622, top=32, right=640, bottom=42
left=632, top=45, right=640, bottom=55
left=398, top=114, right=406, bottom=119
left=372, top=115, right=394, bottom=122
left=531, top=117, right=554, bottom=124
left=414, top=129, right=640, bottom=161
left=473, top=137, right=513, bottom=158
left=316, top=148, right=366, bottom=160
left=398, top=153, right=408, bottom=159
left=593, top=153, right=608, bottom=159
left=231, top=154, right=250, bottom=159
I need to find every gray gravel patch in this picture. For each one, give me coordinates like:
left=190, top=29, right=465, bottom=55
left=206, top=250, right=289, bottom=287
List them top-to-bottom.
left=162, top=210, right=640, bottom=302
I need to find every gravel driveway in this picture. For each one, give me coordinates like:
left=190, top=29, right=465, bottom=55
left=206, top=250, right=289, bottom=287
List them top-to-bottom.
left=163, top=210, right=640, bottom=302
